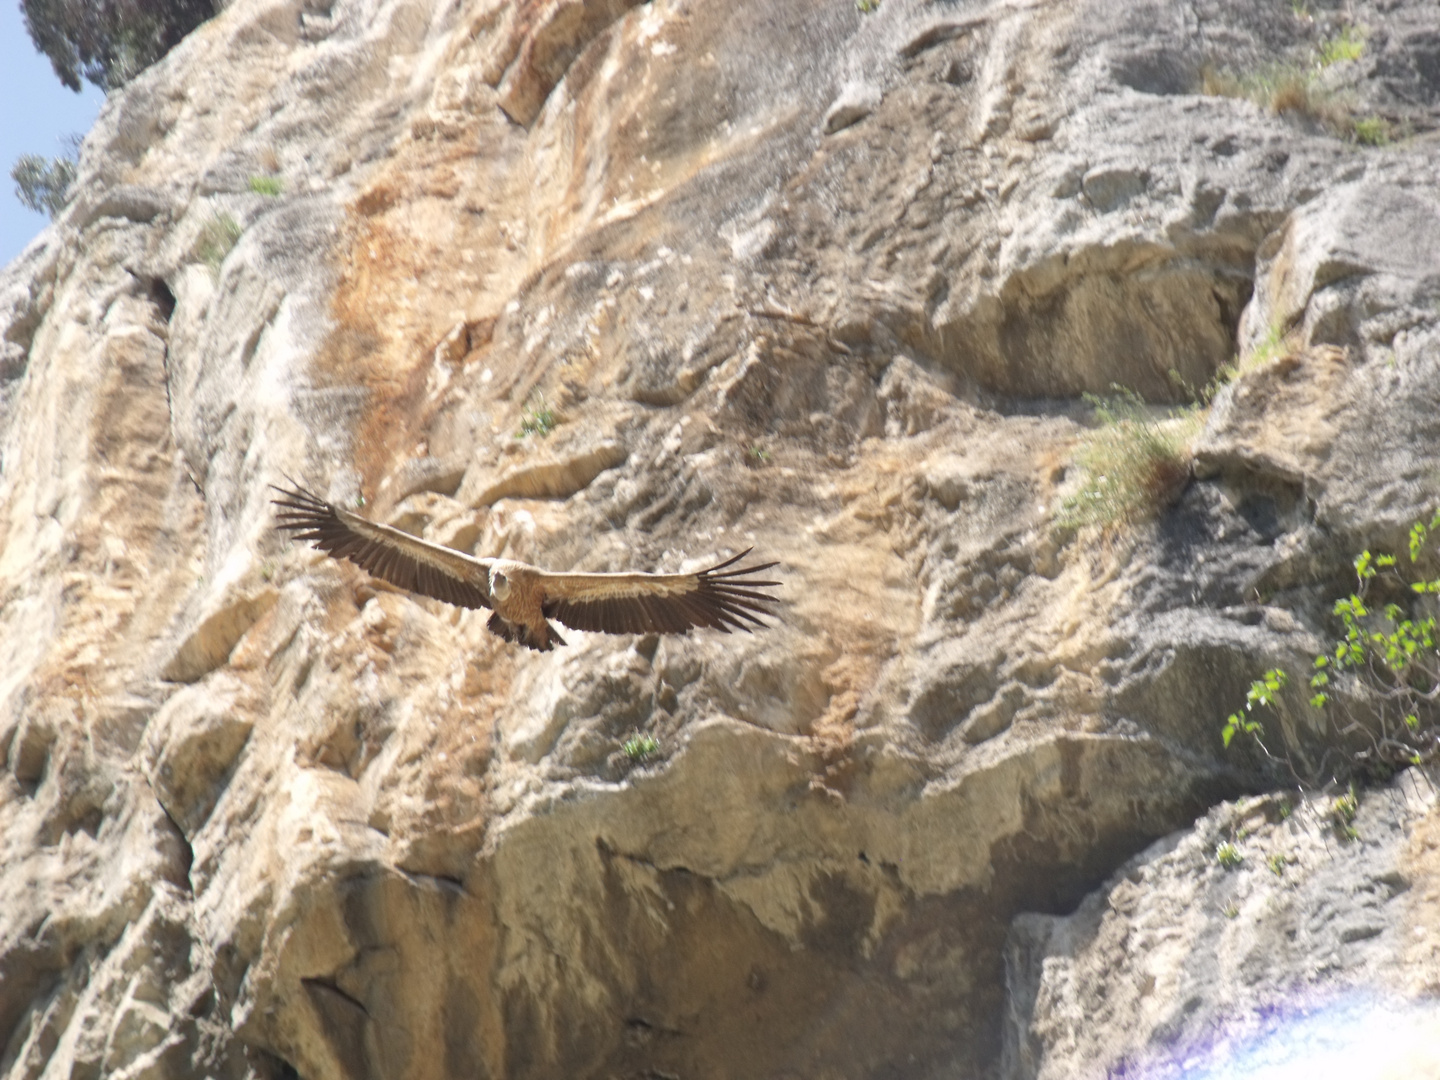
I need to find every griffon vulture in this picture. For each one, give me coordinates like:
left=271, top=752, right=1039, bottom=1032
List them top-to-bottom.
left=271, top=483, right=780, bottom=651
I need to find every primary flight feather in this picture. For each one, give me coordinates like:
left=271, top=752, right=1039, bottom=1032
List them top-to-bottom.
left=271, top=483, right=780, bottom=651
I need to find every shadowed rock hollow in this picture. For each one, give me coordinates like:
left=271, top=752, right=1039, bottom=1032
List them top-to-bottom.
left=2, top=0, right=1440, bottom=1078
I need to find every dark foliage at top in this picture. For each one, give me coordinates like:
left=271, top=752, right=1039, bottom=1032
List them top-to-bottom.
left=21, top=0, right=217, bottom=91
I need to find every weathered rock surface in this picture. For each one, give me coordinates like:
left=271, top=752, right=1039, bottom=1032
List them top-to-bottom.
left=2, top=0, right=1439, bottom=1077
left=1006, top=775, right=1440, bottom=1078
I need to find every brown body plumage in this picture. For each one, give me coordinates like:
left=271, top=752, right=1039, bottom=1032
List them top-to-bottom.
left=271, top=483, right=780, bottom=651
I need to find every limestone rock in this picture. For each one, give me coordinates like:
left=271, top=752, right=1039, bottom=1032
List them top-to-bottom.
left=825, top=80, right=883, bottom=135
left=456, top=435, right=627, bottom=507
left=162, top=587, right=280, bottom=684
left=143, top=674, right=256, bottom=836
left=1005, top=778, right=1440, bottom=1079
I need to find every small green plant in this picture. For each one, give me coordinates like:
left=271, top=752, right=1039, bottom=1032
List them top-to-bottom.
left=856, top=0, right=880, bottom=12
left=1317, top=25, right=1366, bottom=68
left=1201, top=26, right=1376, bottom=142
left=1350, top=115, right=1391, bottom=147
left=248, top=175, right=284, bottom=196
left=197, top=213, right=244, bottom=276
left=1236, top=322, right=1295, bottom=376
left=1057, top=388, right=1196, bottom=532
left=516, top=395, right=557, bottom=438
left=748, top=445, right=772, bottom=464
left=354, top=493, right=366, bottom=508
left=1222, top=510, right=1440, bottom=786
left=1223, top=668, right=1287, bottom=751
left=622, top=733, right=659, bottom=762
left=1330, top=783, right=1359, bottom=840
left=1278, top=799, right=1293, bottom=820
left=1216, top=841, right=1244, bottom=869
left=1267, top=853, right=1287, bottom=876
left=1223, top=901, right=1240, bottom=919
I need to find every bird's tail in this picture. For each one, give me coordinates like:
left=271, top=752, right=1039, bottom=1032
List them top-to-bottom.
left=486, top=613, right=566, bottom=651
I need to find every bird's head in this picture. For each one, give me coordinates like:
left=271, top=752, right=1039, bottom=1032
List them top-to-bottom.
left=489, top=567, right=512, bottom=601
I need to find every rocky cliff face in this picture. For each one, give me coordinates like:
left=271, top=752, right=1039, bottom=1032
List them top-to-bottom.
left=2, top=0, right=1439, bottom=1077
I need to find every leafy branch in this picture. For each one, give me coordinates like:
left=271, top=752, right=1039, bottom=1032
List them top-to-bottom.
left=1223, top=510, right=1440, bottom=786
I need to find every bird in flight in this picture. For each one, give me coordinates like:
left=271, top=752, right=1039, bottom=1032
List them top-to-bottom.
left=271, top=483, right=780, bottom=651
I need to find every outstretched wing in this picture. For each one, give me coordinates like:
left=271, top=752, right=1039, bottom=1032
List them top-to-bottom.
left=272, top=483, right=493, bottom=610
left=538, top=550, right=780, bottom=635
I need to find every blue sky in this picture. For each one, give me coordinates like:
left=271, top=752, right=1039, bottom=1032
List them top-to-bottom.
left=1, top=4, right=106, bottom=268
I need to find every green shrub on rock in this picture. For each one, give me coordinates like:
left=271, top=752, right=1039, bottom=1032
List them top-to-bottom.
left=11, top=153, right=76, bottom=218
left=1057, top=388, right=1196, bottom=532
left=1223, top=511, right=1440, bottom=786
